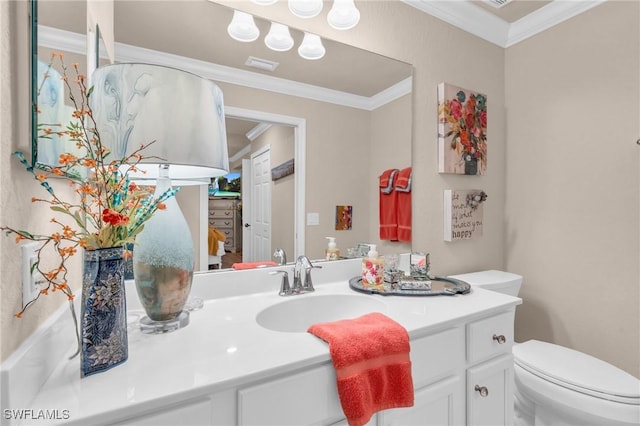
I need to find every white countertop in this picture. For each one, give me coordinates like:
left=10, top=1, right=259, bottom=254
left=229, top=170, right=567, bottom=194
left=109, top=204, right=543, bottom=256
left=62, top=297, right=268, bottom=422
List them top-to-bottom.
left=22, top=262, right=521, bottom=425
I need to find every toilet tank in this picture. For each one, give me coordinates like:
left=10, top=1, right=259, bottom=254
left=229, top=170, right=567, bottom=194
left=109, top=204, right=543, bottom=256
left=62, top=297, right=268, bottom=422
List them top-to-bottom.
left=448, top=270, right=522, bottom=296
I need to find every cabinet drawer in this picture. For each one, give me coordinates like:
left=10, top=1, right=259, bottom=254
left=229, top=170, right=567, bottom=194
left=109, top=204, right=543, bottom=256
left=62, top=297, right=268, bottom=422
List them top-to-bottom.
left=209, top=199, right=236, bottom=210
left=209, top=209, right=234, bottom=218
left=210, top=219, right=234, bottom=229
left=223, top=238, right=234, bottom=249
left=467, top=311, right=514, bottom=364
left=410, top=327, right=464, bottom=388
left=238, top=364, right=343, bottom=425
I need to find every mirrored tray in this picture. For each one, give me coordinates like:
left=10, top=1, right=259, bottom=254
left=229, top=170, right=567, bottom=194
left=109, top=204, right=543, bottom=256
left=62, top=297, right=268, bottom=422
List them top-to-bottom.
left=348, top=276, right=471, bottom=296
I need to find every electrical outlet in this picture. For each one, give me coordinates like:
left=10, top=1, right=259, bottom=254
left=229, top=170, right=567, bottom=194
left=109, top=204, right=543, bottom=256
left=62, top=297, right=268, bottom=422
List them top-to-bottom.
left=21, top=242, right=41, bottom=307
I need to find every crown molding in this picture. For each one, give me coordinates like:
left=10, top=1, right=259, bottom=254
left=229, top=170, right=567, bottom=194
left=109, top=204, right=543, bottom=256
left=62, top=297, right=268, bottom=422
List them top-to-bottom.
left=402, top=0, right=607, bottom=48
left=506, top=0, right=606, bottom=47
left=37, top=25, right=410, bottom=112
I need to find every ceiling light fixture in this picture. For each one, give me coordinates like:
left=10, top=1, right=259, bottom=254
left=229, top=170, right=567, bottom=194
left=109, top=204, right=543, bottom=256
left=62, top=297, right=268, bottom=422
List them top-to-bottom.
left=288, top=0, right=323, bottom=19
left=327, top=0, right=360, bottom=30
left=227, top=11, right=260, bottom=42
left=264, top=22, right=294, bottom=52
left=297, top=32, right=325, bottom=60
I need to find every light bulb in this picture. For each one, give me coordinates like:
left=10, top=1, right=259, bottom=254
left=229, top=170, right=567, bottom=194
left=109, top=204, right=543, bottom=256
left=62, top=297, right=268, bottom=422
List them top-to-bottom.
left=288, top=0, right=323, bottom=19
left=327, top=0, right=360, bottom=30
left=227, top=11, right=260, bottom=42
left=264, top=22, right=294, bottom=52
left=298, top=32, right=325, bottom=60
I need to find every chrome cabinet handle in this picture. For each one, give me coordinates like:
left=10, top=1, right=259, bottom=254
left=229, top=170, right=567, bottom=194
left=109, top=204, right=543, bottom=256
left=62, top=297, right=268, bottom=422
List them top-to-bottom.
left=493, top=334, right=506, bottom=344
left=475, top=385, right=489, bottom=397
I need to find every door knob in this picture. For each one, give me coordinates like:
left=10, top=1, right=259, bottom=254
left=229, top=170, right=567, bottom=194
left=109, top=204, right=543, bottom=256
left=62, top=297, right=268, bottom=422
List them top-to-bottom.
left=244, top=223, right=251, bottom=227
left=492, top=334, right=506, bottom=344
left=475, top=385, right=489, bottom=397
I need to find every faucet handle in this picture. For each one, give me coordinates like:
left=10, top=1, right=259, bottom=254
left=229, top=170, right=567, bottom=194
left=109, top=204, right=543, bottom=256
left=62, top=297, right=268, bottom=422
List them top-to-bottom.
left=302, top=262, right=322, bottom=293
left=270, top=270, right=291, bottom=296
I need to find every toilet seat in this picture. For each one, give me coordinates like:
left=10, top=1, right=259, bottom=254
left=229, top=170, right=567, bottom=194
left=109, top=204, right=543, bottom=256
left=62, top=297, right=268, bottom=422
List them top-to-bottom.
left=513, top=340, right=640, bottom=405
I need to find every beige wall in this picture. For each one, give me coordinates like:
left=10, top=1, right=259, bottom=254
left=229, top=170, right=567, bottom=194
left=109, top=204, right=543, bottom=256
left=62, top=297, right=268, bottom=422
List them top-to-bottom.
left=2, top=0, right=636, bottom=379
left=505, top=1, right=640, bottom=377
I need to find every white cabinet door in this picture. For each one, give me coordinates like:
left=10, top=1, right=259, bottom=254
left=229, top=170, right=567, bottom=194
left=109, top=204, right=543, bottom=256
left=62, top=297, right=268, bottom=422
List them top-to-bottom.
left=467, top=354, right=514, bottom=426
left=378, top=375, right=464, bottom=426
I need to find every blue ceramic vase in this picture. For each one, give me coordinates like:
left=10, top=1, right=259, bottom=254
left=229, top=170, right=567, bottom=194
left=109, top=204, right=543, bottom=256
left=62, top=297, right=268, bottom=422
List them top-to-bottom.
left=81, top=246, right=128, bottom=377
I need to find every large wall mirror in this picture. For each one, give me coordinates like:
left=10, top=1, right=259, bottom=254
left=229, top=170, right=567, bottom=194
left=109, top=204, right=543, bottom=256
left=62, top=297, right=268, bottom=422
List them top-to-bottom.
left=33, top=0, right=413, bottom=270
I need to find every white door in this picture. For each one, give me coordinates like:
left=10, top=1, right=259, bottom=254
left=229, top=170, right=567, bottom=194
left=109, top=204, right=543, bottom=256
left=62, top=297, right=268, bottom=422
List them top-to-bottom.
left=249, top=146, right=271, bottom=262
left=241, top=158, right=251, bottom=261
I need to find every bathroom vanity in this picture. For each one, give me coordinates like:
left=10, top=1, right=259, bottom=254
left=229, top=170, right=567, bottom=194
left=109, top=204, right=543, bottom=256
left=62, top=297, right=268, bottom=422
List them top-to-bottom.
left=5, top=259, right=521, bottom=426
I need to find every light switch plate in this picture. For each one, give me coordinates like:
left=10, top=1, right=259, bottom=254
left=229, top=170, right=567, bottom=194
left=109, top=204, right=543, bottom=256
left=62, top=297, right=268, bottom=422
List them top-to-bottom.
left=306, top=212, right=320, bottom=226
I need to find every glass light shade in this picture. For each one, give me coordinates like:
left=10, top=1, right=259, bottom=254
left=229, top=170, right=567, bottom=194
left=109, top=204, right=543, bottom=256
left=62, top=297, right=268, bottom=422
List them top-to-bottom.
left=251, top=0, right=278, bottom=5
left=288, top=0, right=323, bottom=18
left=327, top=0, right=360, bottom=30
left=227, top=10, right=260, bottom=42
left=264, top=22, right=294, bottom=52
left=298, top=33, right=326, bottom=60
left=90, top=63, right=229, bottom=181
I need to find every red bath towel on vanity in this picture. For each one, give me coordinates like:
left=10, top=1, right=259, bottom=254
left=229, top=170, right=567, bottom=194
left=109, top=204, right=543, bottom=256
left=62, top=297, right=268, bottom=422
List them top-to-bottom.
left=307, top=312, right=414, bottom=426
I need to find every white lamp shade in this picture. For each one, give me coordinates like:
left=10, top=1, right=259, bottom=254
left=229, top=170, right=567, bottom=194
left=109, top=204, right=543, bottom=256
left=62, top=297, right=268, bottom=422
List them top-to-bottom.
left=251, top=0, right=278, bottom=5
left=288, top=0, right=323, bottom=18
left=327, top=0, right=360, bottom=30
left=227, top=11, right=260, bottom=42
left=264, top=22, right=294, bottom=52
left=298, top=33, right=325, bottom=60
left=90, top=63, right=229, bottom=181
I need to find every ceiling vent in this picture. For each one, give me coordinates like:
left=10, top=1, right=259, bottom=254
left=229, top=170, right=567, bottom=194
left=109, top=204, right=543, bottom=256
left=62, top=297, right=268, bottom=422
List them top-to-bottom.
left=483, top=0, right=513, bottom=9
left=245, top=56, right=280, bottom=72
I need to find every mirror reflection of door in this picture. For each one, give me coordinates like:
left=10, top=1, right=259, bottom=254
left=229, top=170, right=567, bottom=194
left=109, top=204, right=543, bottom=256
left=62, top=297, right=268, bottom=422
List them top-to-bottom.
left=249, top=146, right=271, bottom=262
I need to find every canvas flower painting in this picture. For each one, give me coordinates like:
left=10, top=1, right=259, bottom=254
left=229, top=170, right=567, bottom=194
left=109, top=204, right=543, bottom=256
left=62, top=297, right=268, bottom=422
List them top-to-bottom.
left=438, top=83, right=488, bottom=175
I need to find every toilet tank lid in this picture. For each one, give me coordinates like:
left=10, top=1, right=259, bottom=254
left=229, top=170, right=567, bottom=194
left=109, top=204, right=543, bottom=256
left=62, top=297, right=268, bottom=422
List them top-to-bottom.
left=448, top=270, right=522, bottom=288
left=514, top=340, right=640, bottom=401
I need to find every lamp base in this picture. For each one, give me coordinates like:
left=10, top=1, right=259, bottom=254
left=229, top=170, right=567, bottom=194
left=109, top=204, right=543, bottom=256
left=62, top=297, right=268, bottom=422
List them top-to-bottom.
left=139, top=311, right=190, bottom=334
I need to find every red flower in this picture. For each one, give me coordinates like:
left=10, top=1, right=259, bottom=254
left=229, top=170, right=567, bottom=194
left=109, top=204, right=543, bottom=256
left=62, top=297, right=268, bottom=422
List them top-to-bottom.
left=449, top=99, right=463, bottom=120
left=479, top=110, right=487, bottom=128
left=465, top=113, right=475, bottom=129
left=102, top=209, right=129, bottom=226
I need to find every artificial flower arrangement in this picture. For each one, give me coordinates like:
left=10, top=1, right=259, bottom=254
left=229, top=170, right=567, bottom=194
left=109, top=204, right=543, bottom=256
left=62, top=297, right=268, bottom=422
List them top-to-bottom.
left=1, top=53, right=175, bottom=352
left=439, top=89, right=488, bottom=172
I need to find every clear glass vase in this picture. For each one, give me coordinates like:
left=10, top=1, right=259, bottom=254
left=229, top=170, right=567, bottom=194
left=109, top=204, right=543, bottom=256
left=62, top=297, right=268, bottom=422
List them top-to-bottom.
left=133, top=165, right=194, bottom=333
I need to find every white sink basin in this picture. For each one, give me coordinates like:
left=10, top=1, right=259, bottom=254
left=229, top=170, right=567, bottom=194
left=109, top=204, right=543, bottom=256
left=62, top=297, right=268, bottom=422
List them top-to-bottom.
left=256, top=293, right=386, bottom=333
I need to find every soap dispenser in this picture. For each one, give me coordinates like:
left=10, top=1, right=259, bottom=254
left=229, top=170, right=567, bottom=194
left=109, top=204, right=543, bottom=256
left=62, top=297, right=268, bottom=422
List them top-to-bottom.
left=325, top=237, right=340, bottom=260
left=362, top=244, right=384, bottom=290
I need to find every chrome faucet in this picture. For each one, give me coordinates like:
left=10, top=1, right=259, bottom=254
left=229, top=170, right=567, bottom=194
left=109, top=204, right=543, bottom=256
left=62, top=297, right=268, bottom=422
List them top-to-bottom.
left=273, top=248, right=287, bottom=266
left=272, top=255, right=322, bottom=296
left=293, top=255, right=322, bottom=294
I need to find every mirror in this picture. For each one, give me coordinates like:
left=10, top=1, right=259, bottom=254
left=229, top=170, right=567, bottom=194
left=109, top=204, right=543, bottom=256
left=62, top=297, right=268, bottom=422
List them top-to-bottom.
left=33, top=0, right=413, bottom=269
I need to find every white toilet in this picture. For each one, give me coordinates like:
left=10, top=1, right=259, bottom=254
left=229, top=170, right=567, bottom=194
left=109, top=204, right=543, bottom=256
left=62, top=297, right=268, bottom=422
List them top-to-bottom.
left=450, top=270, right=640, bottom=426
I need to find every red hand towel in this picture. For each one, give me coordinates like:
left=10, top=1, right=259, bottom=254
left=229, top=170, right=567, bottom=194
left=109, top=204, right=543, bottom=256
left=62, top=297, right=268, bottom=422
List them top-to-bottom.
left=395, top=167, right=412, bottom=242
left=379, top=169, right=399, bottom=241
left=231, top=261, right=277, bottom=270
left=308, top=312, right=414, bottom=426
